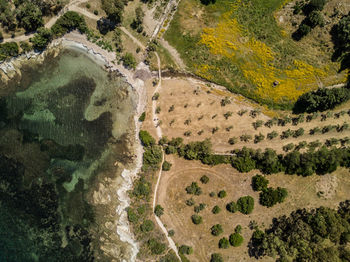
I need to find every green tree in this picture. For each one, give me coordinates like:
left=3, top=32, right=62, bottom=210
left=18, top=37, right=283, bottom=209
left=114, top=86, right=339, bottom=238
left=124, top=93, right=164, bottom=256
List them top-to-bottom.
left=17, top=2, right=43, bottom=32
left=30, top=27, right=52, bottom=51
left=122, top=53, right=137, bottom=69
left=139, top=130, right=155, bottom=147
left=162, top=161, right=172, bottom=171
left=200, top=175, right=209, bottom=184
left=252, top=175, right=269, bottom=191
left=259, top=187, right=288, bottom=207
left=218, top=190, right=227, bottom=198
left=237, top=196, right=254, bottom=214
left=226, top=201, right=237, bottom=213
left=154, top=205, right=164, bottom=217
left=212, top=205, right=221, bottom=214
left=191, top=214, right=202, bottom=225
left=140, top=220, right=154, bottom=232
left=211, top=224, right=223, bottom=236
left=229, top=232, right=244, bottom=247
left=218, top=237, right=230, bottom=249
left=148, top=238, right=166, bottom=255
left=179, top=245, right=193, bottom=255
left=210, top=253, right=223, bottom=262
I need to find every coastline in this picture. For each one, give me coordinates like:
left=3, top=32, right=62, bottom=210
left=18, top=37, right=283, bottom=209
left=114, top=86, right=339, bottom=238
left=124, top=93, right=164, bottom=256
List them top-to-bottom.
left=0, top=32, right=148, bottom=262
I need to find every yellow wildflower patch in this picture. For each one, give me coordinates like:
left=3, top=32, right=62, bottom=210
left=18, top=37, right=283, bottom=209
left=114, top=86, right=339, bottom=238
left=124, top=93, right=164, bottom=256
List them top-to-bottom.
left=199, top=11, right=327, bottom=103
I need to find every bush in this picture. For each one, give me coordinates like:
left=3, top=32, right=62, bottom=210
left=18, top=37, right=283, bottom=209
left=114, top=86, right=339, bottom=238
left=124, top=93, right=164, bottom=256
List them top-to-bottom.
left=308, top=10, right=324, bottom=27
left=51, top=11, right=87, bottom=36
left=30, top=27, right=52, bottom=51
left=0, top=42, right=19, bottom=60
left=121, top=53, right=137, bottom=69
left=293, top=88, right=350, bottom=113
left=138, top=112, right=146, bottom=122
left=139, top=130, right=155, bottom=147
left=228, top=137, right=237, bottom=145
left=142, top=145, right=162, bottom=171
left=162, top=161, right=172, bottom=171
left=200, top=175, right=209, bottom=184
left=252, top=175, right=269, bottom=191
left=133, top=177, right=151, bottom=198
left=186, top=182, right=202, bottom=195
left=259, top=187, right=288, bottom=207
left=218, top=190, right=227, bottom=198
left=209, top=192, right=215, bottom=197
left=237, top=196, right=254, bottom=214
left=186, top=198, right=195, bottom=206
left=226, top=201, right=238, bottom=213
left=194, top=203, right=206, bottom=213
left=154, top=205, right=164, bottom=217
left=212, top=205, right=221, bottom=214
left=127, top=208, right=138, bottom=223
left=191, top=214, right=202, bottom=225
left=140, top=220, right=154, bottom=232
left=211, top=224, right=223, bottom=236
left=235, top=225, right=242, bottom=234
left=168, top=229, right=175, bottom=236
left=229, top=233, right=244, bottom=247
left=218, top=237, right=230, bottom=249
left=148, top=238, right=166, bottom=255
left=179, top=245, right=193, bottom=255
left=210, top=253, right=223, bottom=262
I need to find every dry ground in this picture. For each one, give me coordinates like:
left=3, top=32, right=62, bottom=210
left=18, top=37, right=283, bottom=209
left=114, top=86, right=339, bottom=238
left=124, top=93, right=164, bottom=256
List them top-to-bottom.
left=139, top=77, right=350, bottom=261
left=155, top=78, right=350, bottom=154
left=157, top=155, right=350, bottom=262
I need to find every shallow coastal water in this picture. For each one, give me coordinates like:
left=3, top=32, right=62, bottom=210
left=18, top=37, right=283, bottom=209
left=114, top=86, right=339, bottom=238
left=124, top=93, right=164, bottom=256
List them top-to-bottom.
left=0, top=47, right=137, bottom=261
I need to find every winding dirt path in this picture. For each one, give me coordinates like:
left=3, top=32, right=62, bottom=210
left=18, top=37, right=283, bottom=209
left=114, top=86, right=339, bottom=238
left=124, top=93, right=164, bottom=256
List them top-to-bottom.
left=151, top=52, right=181, bottom=260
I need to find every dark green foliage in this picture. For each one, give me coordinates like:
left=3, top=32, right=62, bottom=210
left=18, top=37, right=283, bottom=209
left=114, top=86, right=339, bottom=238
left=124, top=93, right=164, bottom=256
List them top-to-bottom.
left=101, top=0, right=124, bottom=25
left=17, top=2, right=43, bottom=32
left=308, top=10, right=325, bottom=27
left=51, top=11, right=87, bottom=36
left=332, top=13, right=350, bottom=71
left=30, top=27, right=52, bottom=51
left=0, top=42, right=19, bottom=60
left=122, top=53, right=137, bottom=69
left=293, top=88, right=350, bottom=113
left=138, top=112, right=146, bottom=122
left=139, top=131, right=155, bottom=147
left=267, top=131, right=278, bottom=140
left=254, top=133, right=265, bottom=143
left=142, top=145, right=162, bottom=171
left=231, top=147, right=256, bottom=172
left=162, top=161, right=172, bottom=171
left=200, top=175, right=209, bottom=184
left=252, top=175, right=269, bottom=191
left=133, top=177, right=151, bottom=198
left=185, top=182, right=202, bottom=195
left=259, top=187, right=288, bottom=207
left=218, top=190, right=227, bottom=198
left=209, top=191, right=215, bottom=197
left=237, top=196, right=254, bottom=214
left=186, top=198, right=195, bottom=206
left=226, top=201, right=238, bottom=213
left=250, top=202, right=350, bottom=261
left=194, top=203, right=206, bottom=213
left=154, top=205, right=164, bottom=217
left=212, top=205, right=221, bottom=214
left=127, top=207, right=139, bottom=223
left=191, top=214, right=202, bottom=225
left=140, top=219, right=154, bottom=232
left=211, top=224, right=223, bottom=236
left=235, top=225, right=242, bottom=234
left=168, top=229, right=175, bottom=237
left=229, top=233, right=244, bottom=247
left=218, top=237, right=230, bottom=249
left=148, top=238, right=166, bottom=255
left=179, top=245, right=193, bottom=255
left=210, top=253, right=223, bottom=262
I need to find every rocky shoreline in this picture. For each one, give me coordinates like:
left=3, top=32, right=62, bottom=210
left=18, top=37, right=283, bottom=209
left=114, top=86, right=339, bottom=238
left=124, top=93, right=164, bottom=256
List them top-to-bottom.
left=0, top=33, right=149, bottom=262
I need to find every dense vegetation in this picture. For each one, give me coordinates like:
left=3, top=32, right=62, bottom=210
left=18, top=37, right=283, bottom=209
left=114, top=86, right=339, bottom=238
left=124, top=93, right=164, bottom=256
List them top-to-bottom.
left=332, top=12, right=350, bottom=70
left=293, top=87, right=350, bottom=113
left=162, top=138, right=350, bottom=177
left=250, top=201, right=350, bottom=261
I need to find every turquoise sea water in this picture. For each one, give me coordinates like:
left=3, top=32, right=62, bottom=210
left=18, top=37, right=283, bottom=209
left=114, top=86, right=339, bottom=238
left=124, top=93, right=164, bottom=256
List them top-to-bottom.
left=0, top=47, right=136, bottom=261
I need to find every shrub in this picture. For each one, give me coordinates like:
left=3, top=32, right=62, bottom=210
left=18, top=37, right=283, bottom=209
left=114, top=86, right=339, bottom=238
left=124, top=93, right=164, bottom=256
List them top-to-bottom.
left=86, top=3, right=91, bottom=8
left=94, top=10, right=99, bottom=15
left=308, top=10, right=324, bottom=27
left=51, top=11, right=87, bottom=36
left=30, top=27, right=52, bottom=51
left=0, top=42, right=19, bottom=60
left=121, top=53, right=137, bottom=69
left=293, top=88, right=350, bottom=113
left=152, top=92, right=159, bottom=100
left=221, top=97, right=231, bottom=106
left=156, top=106, right=161, bottom=114
left=138, top=112, right=146, bottom=122
left=253, top=120, right=264, bottom=130
left=293, top=128, right=305, bottom=137
left=139, top=130, right=155, bottom=147
left=267, top=131, right=278, bottom=140
left=254, top=133, right=265, bottom=144
left=228, top=137, right=237, bottom=145
left=283, top=143, right=295, bottom=152
left=142, top=145, right=162, bottom=171
left=162, top=161, right=172, bottom=171
left=200, top=175, right=209, bottom=184
left=252, top=175, right=269, bottom=191
left=133, top=177, right=151, bottom=198
left=186, top=182, right=202, bottom=195
left=259, top=187, right=288, bottom=207
left=218, top=190, right=227, bottom=198
left=209, top=192, right=215, bottom=197
left=237, top=196, right=254, bottom=214
left=186, top=198, right=195, bottom=206
left=226, top=202, right=237, bottom=213
left=194, top=203, right=206, bottom=213
left=154, top=205, right=164, bottom=217
left=212, top=205, right=221, bottom=214
left=127, top=208, right=138, bottom=223
left=191, top=214, right=202, bottom=225
left=140, top=220, right=154, bottom=232
left=211, top=224, right=223, bottom=236
left=235, top=225, right=242, bottom=234
left=168, top=229, right=175, bottom=236
left=229, top=233, right=244, bottom=247
left=218, top=237, right=230, bottom=249
left=148, top=238, right=166, bottom=255
left=178, top=245, right=193, bottom=255
left=210, top=253, right=223, bottom=262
